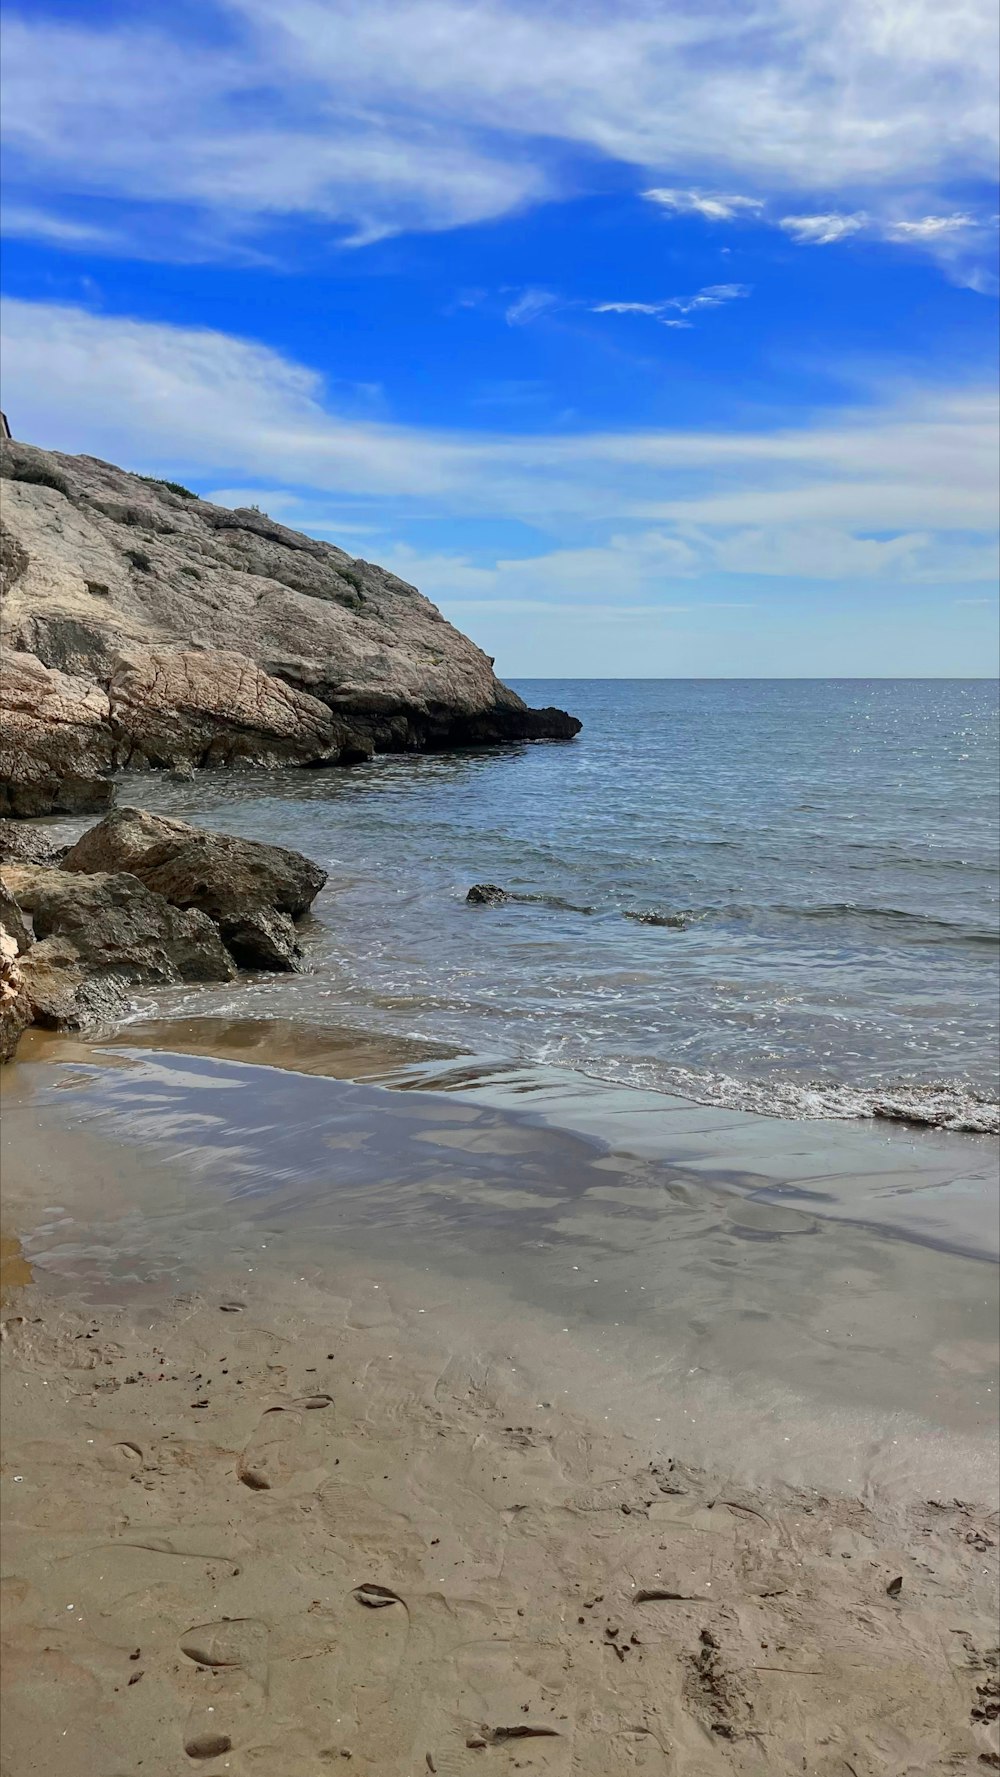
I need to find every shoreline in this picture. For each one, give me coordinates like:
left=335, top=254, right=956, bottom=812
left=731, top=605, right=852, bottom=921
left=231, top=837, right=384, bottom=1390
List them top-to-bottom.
left=2, top=1020, right=998, bottom=1772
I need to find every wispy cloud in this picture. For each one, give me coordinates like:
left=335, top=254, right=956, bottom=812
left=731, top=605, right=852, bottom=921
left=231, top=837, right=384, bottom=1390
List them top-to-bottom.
left=2, top=1, right=997, bottom=253
left=643, top=188, right=763, bottom=221
left=0, top=204, right=121, bottom=248
left=776, top=206, right=997, bottom=288
left=779, top=213, right=869, bottom=245
left=883, top=213, right=977, bottom=241
left=593, top=284, right=750, bottom=328
left=504, top=288, right=559, bottom=327
left=2, top=298, right=994, bottom=594
left=592, top=301, right=664, bottom=317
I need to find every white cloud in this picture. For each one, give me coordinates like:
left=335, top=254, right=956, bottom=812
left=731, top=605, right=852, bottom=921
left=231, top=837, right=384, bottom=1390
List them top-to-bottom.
left=1, top=0, right=997, bottom=249
left=643, top=188, right=764, bottom=221
left=0, top=205, right=120, bottom=248
left=779, top=213, right=869, bottom=245
left=883, top=213, right=976, bottom=241
left=593, top=283, right=750, bottom=327
left=504, top=288, right=559, bottom=326
left=1, top=298, right=995, bottom=588
left=593, top=301, right=664, bottom=316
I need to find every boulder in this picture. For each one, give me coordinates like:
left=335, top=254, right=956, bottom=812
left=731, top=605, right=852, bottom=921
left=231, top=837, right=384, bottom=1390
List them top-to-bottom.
left=1, top=437, right=580, bottom=788
left=0, top=650, right=114, bottom=816
left=62, top=807, right=326, bottom=972
left=1, top=863, right=237, bottom=986
left=466, top=883, right=509, bottom=905
left=18, top=935, right=131, bottom=1031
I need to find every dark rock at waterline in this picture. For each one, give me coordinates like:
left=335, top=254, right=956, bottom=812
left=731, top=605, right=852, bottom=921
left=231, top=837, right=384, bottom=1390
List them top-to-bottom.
left=62, top=807, right=327, bottom=972
left=467, top=883, right=509, bottom=905
left=624, top=909, right=689, bottom=928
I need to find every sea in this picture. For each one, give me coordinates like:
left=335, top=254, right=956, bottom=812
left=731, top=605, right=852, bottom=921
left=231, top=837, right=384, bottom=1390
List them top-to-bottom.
left=61, top=678, right=1000, bottom=1133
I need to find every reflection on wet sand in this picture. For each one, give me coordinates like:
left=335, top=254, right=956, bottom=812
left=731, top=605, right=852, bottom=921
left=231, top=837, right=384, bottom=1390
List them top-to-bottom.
left=2, top=1027, right=997, bottom=1502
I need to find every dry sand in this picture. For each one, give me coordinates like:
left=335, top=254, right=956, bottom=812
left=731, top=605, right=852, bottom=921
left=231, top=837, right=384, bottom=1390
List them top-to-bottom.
left=1, top=1035, right=998, bottom=1775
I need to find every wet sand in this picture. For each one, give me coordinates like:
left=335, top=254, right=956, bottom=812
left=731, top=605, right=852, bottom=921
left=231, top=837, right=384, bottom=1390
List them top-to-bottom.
left=1, top=1027, right=998, bottom=1774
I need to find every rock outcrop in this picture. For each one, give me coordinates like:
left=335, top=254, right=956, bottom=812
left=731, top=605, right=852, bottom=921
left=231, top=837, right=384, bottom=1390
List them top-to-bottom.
left=1, top=437, right=580, bottom=813
left=0, top=650, right=115, bottom=817
left=63, top=808, right=327, bottom=971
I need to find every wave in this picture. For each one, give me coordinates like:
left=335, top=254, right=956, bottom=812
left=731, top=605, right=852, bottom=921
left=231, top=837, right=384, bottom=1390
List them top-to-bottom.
left=478, top=891, right=996, bottom=946
left=621, top=899, right=997, bottom=945
left=775, top=903, right=999, bottom=944
left=623, top=909, right=692, bottom=928
left=574, top=1058, right=999, bottom=1135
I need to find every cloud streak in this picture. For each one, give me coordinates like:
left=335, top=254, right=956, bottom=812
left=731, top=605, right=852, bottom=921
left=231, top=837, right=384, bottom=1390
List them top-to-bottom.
left=2, top=0, right=997, bottom=251
left=643, top=188, right=764, bottom=221
left=593, top=284, right=750, bottom=328
left=1, top=298, right=994, bottom=596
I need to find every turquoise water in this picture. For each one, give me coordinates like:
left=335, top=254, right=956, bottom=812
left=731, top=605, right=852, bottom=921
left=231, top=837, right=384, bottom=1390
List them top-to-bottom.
left=64, top=679, right=1000, bottom=1128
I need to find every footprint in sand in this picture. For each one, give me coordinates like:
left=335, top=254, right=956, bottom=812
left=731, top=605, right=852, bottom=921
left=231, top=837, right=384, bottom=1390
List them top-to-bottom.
left=236, top=1394, right=333, bottom=1491
left=180, top=1617, right=269, bottom=1761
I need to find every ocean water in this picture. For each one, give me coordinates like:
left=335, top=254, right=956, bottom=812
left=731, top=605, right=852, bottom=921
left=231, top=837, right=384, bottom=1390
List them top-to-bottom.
left=74, top=679, right=1000, bottom=1130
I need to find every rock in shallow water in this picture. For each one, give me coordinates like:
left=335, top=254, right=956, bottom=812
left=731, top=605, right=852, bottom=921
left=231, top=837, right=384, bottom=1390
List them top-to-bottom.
left=466, top=883, right=509, bottom=905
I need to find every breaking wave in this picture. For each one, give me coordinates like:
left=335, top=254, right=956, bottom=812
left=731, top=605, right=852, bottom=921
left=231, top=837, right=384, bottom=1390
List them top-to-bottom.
left=574, top=1058, right=999, bottom=1135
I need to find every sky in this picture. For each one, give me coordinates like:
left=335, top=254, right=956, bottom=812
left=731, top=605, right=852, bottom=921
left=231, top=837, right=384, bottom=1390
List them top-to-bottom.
left=1, top=0, right=998, bottom=678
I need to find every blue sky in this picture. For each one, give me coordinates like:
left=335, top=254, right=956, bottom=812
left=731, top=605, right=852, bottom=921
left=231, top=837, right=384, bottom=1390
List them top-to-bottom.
left=1, top=0, right=998, bottom=676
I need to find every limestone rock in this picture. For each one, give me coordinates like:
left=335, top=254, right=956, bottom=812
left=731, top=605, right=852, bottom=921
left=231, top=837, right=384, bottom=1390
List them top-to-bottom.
left=1, top=437, right=580, bottom=792
left=107, top=646, right=354, bottom=771
left=0, top=650, right=114, bottom=816
left=62, top=807, right=326, bottom=972
left=1, top=863, right=237, bottom=986
left=0, top=880, right=31, bottom=953
left=0, top=883, right=31, bottom=1060
left=19, top=934, right=131, bottom=1031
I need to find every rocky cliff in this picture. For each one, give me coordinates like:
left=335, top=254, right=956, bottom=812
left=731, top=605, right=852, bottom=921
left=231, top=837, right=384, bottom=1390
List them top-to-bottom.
left=0, top=438, right=579, bottom=814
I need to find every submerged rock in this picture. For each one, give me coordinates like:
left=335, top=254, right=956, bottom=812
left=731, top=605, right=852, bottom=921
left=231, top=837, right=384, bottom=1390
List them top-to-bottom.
left=62, top=807, right=327, bottom=971
left=466, top=883, right=509, bottom=905
left=624, top=910, right=689, bottom=928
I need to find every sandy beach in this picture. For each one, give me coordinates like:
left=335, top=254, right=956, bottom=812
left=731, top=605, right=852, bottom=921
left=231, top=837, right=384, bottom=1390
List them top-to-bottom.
left=2, top=1030, right=998, bottom=1775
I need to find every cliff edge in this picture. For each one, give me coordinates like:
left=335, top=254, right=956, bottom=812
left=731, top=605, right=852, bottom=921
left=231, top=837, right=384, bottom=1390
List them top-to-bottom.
left=0, top=438, right=579, bottom=814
